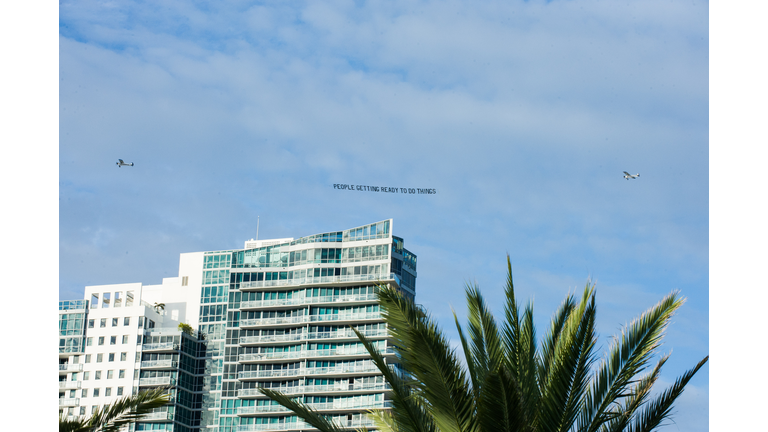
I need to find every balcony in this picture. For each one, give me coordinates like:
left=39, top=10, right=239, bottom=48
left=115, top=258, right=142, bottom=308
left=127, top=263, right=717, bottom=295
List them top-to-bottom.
left=239, top=273, right=396, bottom=291
left=239, top=293, right=379, bottom=310
left=308, top=312, right=382, bottom=323
left=240, top=316, right=306, bottom=328
left=308, top=328, right=388, bottom=341
left=240, top=334, right=304, bottom=345
left=141, top=342, right=179, bottom=352
left=239, top=351, right=303, bottom=363
left=140, top=360, right=178, bottom=369
left=59, top=364, right=83, bottom=373
left=303, top=364, right=380, bottom=376
left=238, top=369, right=303, bottom=380
left=138, top=376, right=176, bottom=387
left=59, top=381, right=82, bottom=390
left=303, top=382, right=391, bottom=394
left=238, top=387, right=302, bottom=398
left=59, top=398, right=80, bottom=407
left=305, top=400, right=393, bottom=412
left=237, top=404, right=290, bottom=415
left=138, top=410, right=174, bottom=421
left=236, top=418, right=376, bottom=431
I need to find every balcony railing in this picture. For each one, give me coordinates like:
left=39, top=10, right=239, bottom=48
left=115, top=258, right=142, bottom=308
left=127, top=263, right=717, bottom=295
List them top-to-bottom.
left=239, top=273, right=396, bottom=290
left=240, top=293, right=379, bottom=309
left=308, top=312, right=382, bottom=323
left=240, top=316, right=306, bottom=327
left=239, top=329, right=388, bottom=345
left=141, top=342, right=179, bottom=351
left=239, top=351, right=304, bottom=362
left=140, top=360, right=178, bottom=369
left=59, top=364, right=83, bottom=372
left=238, top=369, right=303, bottom=380
left=138, top=376, right=176, bottom=387
left=59, top=381, right=82, bottom=389
left=237, top=382, right=392, bottom=398
left=59, top=398, right=79, bottom=407
left=237, top=405, right=290, bottom=415
left=138, top=411, right=174, bottom=421
left=236, top=418, right=376, bottom=431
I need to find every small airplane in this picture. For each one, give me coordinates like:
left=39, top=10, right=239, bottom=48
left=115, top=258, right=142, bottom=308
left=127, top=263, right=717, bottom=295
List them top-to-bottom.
left=117, top=159, right=134, bottom=167
left=623, top=171, right=639, bottom=180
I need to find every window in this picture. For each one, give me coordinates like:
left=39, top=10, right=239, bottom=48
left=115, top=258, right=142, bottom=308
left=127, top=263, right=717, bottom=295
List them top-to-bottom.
left=182, top=276, right=188, bottom=286
left=124, top=317, right=130, bottom=326
left=100, top=318, right=106, bottom=328
left=112, top=318, right=118, bottom=327
left=88, top=319, right=94, bottom=328
left=138, top=319, right=143, bottom=328
left=148, top=320, right=155, bottom=329
left=122, top=335, right=129, bottom=344
left=110, top=336, right=116, bottom=345
left=137, top=336, right=142, bottom=344
left=98, top=337, right=104, bottom=346
left=86, top=338, right=93, bottom=347
left=120, top=352, right=127, bottom=361
left=135, top=352, right=141, bottom=361
left=108, top=353, right=115, bottom=362
left=96, top=354, right=103, bottom=363
left=85, top=355, right=91, bottom=363
left=73, top=356, right=79, bottom=364
left=119, top=369, right=125, bottom=379
left=107, top=370, right=114, bottom=379
left=134, top=370, right=139, bottom=379
left=83, top=371, right=90, bottom=380
left=95, top=371, right=101, bottom=380
left=71, top=372, right=78, bottom=381
left=117, top=387, right=123, bottom=396
left=105, top=388, right=112, bottom=397
left=81, top=389, right=88, bottom=398
left=93, top=389, right=99, bottom=397
left=69, top=390, right=76, bottom=398
left=91, top=405, right=97, bottom=414
left=79, top=407, right=86, bottom=416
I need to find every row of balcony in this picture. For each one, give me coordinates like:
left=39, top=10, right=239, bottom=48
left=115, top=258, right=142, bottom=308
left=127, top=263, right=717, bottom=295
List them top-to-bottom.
left=239, top=273, right=396, bottom=290
left=240, top=293, right=378, bottom=309
left=240, top=312, right=382, bottom=328
left=240, top=329, right=388, bottom=345
left=238, top=347, right=395, bottom=363
left=238, top=364, right=383, bottom=380
left=138, top=376, right=176, bottom=387
left=238, top=382, right=391, bottom=398
left=237, top=400, right=392, bottom=415
left=236, top=418, right=376, bottom=431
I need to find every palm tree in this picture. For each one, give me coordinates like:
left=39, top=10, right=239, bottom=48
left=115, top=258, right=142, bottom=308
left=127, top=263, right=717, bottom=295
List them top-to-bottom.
left=260, top=258, right=708, bottom=432
left=153, top=302, right=165, bottom=314
left=59, top=387, right=171, bottom=432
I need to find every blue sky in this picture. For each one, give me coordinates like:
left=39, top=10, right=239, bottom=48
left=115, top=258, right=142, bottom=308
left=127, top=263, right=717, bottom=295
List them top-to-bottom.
left=56, top=0, right=708, bottom=429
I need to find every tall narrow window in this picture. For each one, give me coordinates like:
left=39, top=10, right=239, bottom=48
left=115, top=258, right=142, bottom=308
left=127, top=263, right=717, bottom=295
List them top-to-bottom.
left=182, top=276, right=188, bottom=286
left=126, top=291, right=134, bottom=307
left=102, top=292, right=111, bottom=308
left=114, top=292, right=122, bottom=307
left=91, top=293, right=99, bottom=309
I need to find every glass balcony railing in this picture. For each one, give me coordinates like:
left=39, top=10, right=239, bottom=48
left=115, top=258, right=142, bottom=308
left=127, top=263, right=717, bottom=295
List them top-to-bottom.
left=239, top=273, right=396, bottom=290
left=240, top=293, right=379, bottom=309
left=239, top=329, right=388, bottom=345
left=141, top=342, right=179, bottom=351
left=140, top=360, right=178, bottom=369
left=59, top=364, right=83, bottom=372
left=138, top=376, right=176, bottom=387
left=59, top=381, right=82, bottom=389
left=59, top=398, right=79, bottom=407
left=138, top=410, right=174, bottom=421
left=236, top=418, right=376, bottom=432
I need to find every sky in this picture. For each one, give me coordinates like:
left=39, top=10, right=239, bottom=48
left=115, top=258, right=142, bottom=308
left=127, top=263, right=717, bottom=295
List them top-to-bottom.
left=53, top=0, right=712, bottom=429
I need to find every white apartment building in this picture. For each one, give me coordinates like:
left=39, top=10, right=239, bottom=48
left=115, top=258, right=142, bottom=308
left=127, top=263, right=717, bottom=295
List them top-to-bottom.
left=59, top=219, right=417, bottom=432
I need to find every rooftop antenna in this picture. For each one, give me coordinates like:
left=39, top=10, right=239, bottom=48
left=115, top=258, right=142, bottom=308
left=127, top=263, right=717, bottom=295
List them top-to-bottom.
left=256, top=216, right=260, bottom=240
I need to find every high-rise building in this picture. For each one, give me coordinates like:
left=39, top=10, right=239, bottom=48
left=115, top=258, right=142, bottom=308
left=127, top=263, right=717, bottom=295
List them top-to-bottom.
left=58, top=219, right=417, bottom=432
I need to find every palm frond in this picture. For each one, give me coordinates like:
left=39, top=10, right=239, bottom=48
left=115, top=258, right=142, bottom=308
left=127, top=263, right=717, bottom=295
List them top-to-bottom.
left=537, top=284, right=596, bottom=432
left=378, top=286, right=476, bottom=432
left=579, top=292, right=685, bottom=432
left=352, top=326, right=436, bottom=432
left=626, top=356, right=708, bottom=432
left=86, top=387, right=170, bottom=432
left=258, top=388, right=347, bottom=432
left=59, top=415, right=89, bottom=432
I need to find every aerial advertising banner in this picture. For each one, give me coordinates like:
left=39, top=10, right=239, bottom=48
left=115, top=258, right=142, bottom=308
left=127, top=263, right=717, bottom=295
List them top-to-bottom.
left=333, top=184, right=437, bottom=195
